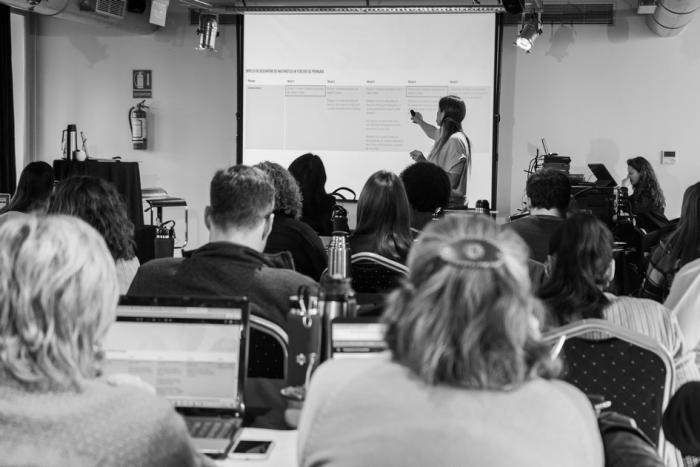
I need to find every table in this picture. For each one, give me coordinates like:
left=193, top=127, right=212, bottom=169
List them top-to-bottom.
left=53, top=159, right=143, bottom=227
left=217, top=428, right=297, bottom=467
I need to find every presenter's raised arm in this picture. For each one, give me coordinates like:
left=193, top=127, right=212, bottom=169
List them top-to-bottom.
left=411, top=111, right=438, bottom=141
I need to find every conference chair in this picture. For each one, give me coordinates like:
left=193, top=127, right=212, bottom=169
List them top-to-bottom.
left=350, top=252, right=408, bottom=294
left=249, top=315, right=288, bottom=380
left=543, top=319, right=675, bottom=461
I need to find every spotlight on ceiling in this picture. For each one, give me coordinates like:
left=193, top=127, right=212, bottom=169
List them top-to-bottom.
left=515, top=11, right=542, bottom=52
left=196, top=13, right=219, bottom=51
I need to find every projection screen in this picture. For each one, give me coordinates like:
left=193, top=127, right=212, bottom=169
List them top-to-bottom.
left=242, top=13, right=497, bottom=205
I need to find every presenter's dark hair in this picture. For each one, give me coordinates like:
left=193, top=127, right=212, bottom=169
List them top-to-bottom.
left=434, top=95, right=470, bottom=156
left=288, top=153, right=329, bottom=222
left=627, top=156, right=665, bottom=208
left=1, top=161, right=54, bottom=215
left=400, top=162, right=450, bottom=213
left=208, top=165, right=275, bottom=230
left=526, top=169, right=572, bottom=214
left=354, top=171, right=412, bottom=261
left=48, top=175, right=135, bottom=261
left=662, top=182, right=700, bottom=268
left=539, top=213, right=613, bottom=326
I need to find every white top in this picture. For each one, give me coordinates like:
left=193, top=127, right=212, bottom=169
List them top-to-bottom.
left=427, top=132, right=470, bottom=203
left=665, top=258, right=700, bottom=351
left=298, top=353, right=603, bottom=467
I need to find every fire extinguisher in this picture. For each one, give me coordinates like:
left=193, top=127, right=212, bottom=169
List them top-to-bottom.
left=129, top=100, right=148, bottom=150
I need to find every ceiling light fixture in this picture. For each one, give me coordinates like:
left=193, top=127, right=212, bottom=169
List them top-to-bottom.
left=515, top=10, right=542, bottom=52
left=196, top=13, right=219, bottom=51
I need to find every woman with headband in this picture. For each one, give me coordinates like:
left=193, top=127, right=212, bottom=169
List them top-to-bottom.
left=409, top=95, right=471, bottom=207
left=297, top=215, right=603, bottom=467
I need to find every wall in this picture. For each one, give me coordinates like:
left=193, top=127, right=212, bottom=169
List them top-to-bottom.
left=30, top=6, right=700, bottom=245
left=33, top=6, right=237, bottom=247
left=499, top=11, right=700, bottom=219
left=10, top=12, right=27, bottom=173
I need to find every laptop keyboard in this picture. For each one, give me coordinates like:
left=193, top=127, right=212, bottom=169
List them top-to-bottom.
left=185, top=417, right=237, bottom=439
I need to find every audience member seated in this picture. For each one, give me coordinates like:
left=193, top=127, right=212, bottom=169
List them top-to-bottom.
left=288, top=153, right=336, bottom=236
left=0, top=161, right=54, bottom=223
left=256, top=161, right=328, bottom=281
left=399, top=161, right=451, bottom=234
left=128, top=165, right=317, bottom=429
left=506, top=168, right=571, bottom=263
left=349, top=170, right=412, bottom=264
left=47, top=176, right=139, bottom=294
left=642, top=182, right=700, bottom=302
left=539, top=213, right=700, bottom=394
left=0, top=215, right=210, bottom=467
left=298, top=215, right=604, bottom=467
left=665, top=257, right=700, bottom=366
left=663, top=382, right=700, bottom=459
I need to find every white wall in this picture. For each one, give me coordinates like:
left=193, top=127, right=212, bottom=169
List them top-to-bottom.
left=30, top=6, right=700, bottom=244
left=33, top=6, right=236, bottom=247
left=10, top=12, right=27, bottom=175
left=499, top=12, right=700, bottom=219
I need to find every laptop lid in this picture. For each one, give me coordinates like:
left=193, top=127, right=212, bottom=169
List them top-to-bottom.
left=588, top=164, right=617, bottom=188
left=101, top=296, right=249, bottom=454
left=331, top=318, right=387, bottom=359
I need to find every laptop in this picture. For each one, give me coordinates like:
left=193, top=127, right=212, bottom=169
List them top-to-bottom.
left=588, top=163, right=617, bottom=188
left=101, top=296, right=249, bottom=458
left=331, top=317, right=387, bottom=359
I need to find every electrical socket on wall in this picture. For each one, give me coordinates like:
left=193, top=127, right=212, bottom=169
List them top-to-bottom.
left=661, top=150, right=676, bottom=165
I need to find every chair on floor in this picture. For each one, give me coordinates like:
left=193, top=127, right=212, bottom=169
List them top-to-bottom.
left=350, top=252, right=408, bottom=294
left=248, top=315, right=288, bottom=380
left=543, top=319, right=675, bottom=461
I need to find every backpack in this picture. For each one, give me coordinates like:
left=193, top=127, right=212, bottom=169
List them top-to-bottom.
left=598, top=411, right=665, bottom=467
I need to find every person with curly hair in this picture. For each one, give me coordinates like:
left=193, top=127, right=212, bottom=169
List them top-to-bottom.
left=623, top=156, right=669, bottom=232
left=256, top=161, right=327, bottom=281
left=47, top=175, right=139, bottom=293
left=298, top=215, right=603, bottom=467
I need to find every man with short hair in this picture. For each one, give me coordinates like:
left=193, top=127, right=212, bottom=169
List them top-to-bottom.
left=128, top=165, right=317, bottom=428
left=507, top=169, right=571, bottom=263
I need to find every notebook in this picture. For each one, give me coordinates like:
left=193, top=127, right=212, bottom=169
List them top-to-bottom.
left=588, top=163, right=618, bottom=188
left=101, top=296, right=249, bottom=458
left=331, top=318, right=387, bottom=359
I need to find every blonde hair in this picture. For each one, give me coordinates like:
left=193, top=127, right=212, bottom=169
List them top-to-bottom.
left=0, top=215, right=118, bottom=389
left=383, top=215, right=558, bottom=388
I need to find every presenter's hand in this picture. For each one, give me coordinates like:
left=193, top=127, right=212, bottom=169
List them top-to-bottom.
left=410, top=111, right=424, bottom=124
left=410, top=150, right=425, bottom=162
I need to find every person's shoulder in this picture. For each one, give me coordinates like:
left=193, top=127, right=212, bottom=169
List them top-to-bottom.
left=137, top=256, right=183, bottom=271
left=259, top=263, right=318, bottom=288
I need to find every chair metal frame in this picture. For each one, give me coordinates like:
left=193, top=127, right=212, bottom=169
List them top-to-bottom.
left=350, top=252, right=409, bottom=274
left=249, top=315, right=289, bottom=380
left=543, top=318, right=675, bottom=460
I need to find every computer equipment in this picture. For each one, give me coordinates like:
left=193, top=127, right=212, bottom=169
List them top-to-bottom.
left=588, top=163, right=618, bottom=188
left=101, top=296, right=249, bottom=458
left=330, top=317, right=387, bottom=359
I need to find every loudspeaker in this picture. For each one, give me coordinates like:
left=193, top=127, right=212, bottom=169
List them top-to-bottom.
left=502, top=0, right=524, bottom=14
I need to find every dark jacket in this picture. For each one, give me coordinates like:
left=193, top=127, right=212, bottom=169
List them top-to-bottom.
left=629, top=191, right=669, bottom=232
left=265, top=213, right=328, bottom=281
left=506, top=214, right=564, bottom=263
left=127, top=241, right=318, bottom=429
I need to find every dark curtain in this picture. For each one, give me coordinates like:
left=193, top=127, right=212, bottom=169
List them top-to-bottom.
left=0, top=5, right=16, bottom=195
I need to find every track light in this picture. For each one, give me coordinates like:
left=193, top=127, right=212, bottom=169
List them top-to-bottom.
left=515, top=11, right=542, bottom=52
left=196, top=13, right=219, bottom=51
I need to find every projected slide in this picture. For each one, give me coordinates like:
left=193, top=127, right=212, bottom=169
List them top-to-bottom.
left=243, top=14, right=496, bottom=203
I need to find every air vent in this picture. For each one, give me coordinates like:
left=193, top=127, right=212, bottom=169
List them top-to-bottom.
left=96, top=0, right=126, bottom=18
left=504, top=3, right=615, bottom=24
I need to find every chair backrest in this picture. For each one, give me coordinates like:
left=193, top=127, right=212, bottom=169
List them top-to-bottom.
left=350, top=252, right=408, bottom=295
left=248, top=315, right=289, bottom=380
left=544, top=319, right=674, bottom=459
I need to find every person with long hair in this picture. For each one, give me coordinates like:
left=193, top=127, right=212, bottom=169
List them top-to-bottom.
left=409, top=95, right=471, bottom=207
left=288, top=153, right=337, bottom=235
left=623, top=156, right=669, bottom=231
left=0, top=161, right=54, bottom=217
left=256, top=161, right=328, bottom=281
left=349, top=170, right=412, bottom=264
left=47, top=176, right=139, bottom=293
left=642, top=182, right=700, bottom=302
left=539, top=214, right=699, bottom=428
left=0, top=215, right=210, bottom=467
left=298, top=215, right=603, bottom=467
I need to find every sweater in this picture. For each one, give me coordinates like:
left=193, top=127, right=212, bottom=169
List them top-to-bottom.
left=298, top=354, right=604, bottom=467
left=0, top=375, right=211, bottom=467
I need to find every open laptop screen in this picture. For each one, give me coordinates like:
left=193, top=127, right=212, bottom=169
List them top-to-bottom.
left=101, top=298, right=248, bottom=410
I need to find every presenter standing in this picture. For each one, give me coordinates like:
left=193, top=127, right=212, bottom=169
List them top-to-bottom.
left=409, top=95, right=471, bottom=207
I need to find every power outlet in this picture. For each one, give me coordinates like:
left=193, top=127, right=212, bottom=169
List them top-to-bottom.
left=661, top=150, right=676, bottom=165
